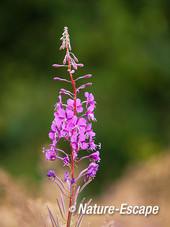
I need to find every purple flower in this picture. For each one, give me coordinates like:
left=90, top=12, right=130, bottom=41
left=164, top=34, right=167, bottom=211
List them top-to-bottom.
left=85, top=92, right=96, bottom=107
left=54, top=95, right=63, bottom=110
left=67, top=98, right=83, bottom=113
left=86, top=105, right=96, bottom=121
left=51, top=107, right=74, bottom=141
left=57, top=108, right=74, bottom=124
left=67, top=116, right=86, bottom=135
left=85, top=123, right=96, bottom=140
left=48, top=130, right=55, bottom=140
left=71, top=131, right=89, bottom=151
left=71, top=132, right=79, bottom=150
left=79, top=133, right=89, bottom=150
left=89, top=140, right=96, bottom=150
left=98, top=143, right=101, bottom=150
left=43, top=145, right=58, bottom=161
left=73, top=149, right=78, bottom=160
left=46, top=151, right=57, bottom=161
left=89, top=151, right=100, bottom=162
left=62, top=156, right=70, bottom=166
left=85, top=162, right=99, bottom=181
left=47, top=170, right=56, bottom=178
left=63, top=171, right=70, bottom=182
left=63, top=172, right=75, bottom=185
left=70, top=178, right=75, bottom=185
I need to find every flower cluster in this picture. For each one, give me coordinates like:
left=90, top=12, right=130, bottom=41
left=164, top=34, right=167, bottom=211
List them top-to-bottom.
left=43, top=27, right=101, bottom=226
left=43, top=89, right=101, bottom=179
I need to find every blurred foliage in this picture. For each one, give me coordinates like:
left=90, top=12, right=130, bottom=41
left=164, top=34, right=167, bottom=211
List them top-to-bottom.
left=0, top=0, right=170, bottom=193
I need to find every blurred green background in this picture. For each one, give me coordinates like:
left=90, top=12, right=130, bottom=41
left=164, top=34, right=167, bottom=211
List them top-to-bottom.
left=0, top=0, right=170, bottom=194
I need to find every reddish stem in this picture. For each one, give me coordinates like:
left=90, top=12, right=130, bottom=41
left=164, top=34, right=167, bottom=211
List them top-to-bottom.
left=66, top=48, right=77, bottom=227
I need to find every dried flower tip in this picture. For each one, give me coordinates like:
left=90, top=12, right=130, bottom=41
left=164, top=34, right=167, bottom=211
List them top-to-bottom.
left=60, top=26, right=71, bottom=50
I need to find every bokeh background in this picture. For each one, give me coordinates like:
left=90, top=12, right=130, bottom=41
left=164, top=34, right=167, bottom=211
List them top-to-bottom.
left=0, top=0, right=170, bottom=226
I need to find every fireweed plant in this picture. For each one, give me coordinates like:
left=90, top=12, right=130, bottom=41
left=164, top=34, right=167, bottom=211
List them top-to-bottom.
left=43, top=27, right=101, bottom=227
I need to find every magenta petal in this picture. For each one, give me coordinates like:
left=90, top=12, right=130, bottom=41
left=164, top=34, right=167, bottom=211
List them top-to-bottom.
left=85, top=92, right=89, bottom=98
left=89, top=93, right=94, bottom=101
left=58, top=95, right=62, bottom=102
left=76, top=98, right=81, bottom=106
left=67, top=99, right=74, bottom=107
left=87, top=105, right=95, bottom=112
left=77, top=106, right=83, bottom=113
left=58, top=108, right=66, bottom=118
left=66, top=109, right=74, bottom=119
left=54, top=112, right=58, bottom=118
left=88, top=113, right=95, bottom=121
left=72, top=115, right=78, bottom=124
left=54, top=116, right=62, bottom=127
left=78, top=118, right=86, bottom=126
left=51, top=123, right=56, bottom=131
left=86, top=123, right=92, bottom=131
left=49, top=131, right=55, bottom=139
left=89, top=131, right=96, bottom=138
left=71, top=132, right=78, bottom=143
left=79, top=134, right=86, bottom=142
left=53, top=138, right=57, bottom=146
left=90, top=141, right=96, bottom=150
left=71, top=142, right=78, bottom=150
left=81, top=142, right=89, bottom=150
left=89, top=151, right=100, bottom=162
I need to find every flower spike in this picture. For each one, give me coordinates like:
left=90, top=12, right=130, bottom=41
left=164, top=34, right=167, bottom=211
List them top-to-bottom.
left=43, top=27, right=101, bottom=227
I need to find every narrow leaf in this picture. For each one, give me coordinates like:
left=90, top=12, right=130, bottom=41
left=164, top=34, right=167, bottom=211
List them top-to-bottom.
left=80, top=180, right=92, bottom=193
left=60, top=193, right=66, bottom=215
left=56, top=198, right=66, bottom=220
left=47, top=205, right=58, bottom=227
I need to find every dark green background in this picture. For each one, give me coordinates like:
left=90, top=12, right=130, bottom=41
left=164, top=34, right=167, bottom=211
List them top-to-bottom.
left=0, top=0, right=170, bottom=194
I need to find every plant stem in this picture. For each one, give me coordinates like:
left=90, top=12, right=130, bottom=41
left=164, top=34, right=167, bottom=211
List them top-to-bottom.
left=66, top=46, right=77, bottom=227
